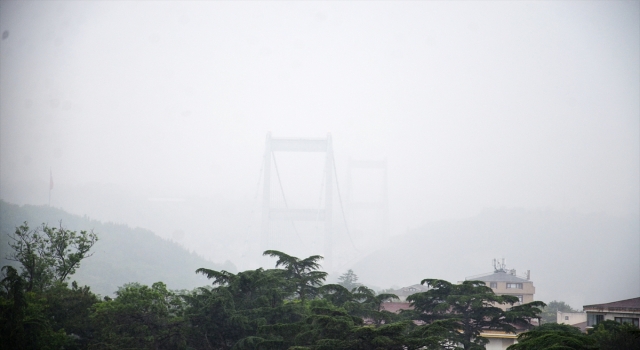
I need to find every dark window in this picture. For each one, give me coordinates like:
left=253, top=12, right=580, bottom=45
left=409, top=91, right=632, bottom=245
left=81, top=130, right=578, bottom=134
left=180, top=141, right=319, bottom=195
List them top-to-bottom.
left=490, top=282, right=497, bottom=288
left=588, top=314, right=605, bottom=326
left=565, top=316, right=569, bottom=320
left=615, top=317, right=639, bottom=327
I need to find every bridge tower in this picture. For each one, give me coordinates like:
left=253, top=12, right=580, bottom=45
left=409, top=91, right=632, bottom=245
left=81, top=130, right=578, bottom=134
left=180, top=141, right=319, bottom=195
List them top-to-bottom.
left=260, top=132, right=334, bottom=269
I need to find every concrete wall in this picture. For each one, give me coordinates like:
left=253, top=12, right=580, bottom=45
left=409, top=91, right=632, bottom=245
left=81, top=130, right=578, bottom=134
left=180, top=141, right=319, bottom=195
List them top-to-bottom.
left=488, top=281, right=535, bottom=308
left=491, top=281, right=535, bottom=295
left=557, top=311, right=586, bottom=325
left=485, top=337, right=517, bottom=350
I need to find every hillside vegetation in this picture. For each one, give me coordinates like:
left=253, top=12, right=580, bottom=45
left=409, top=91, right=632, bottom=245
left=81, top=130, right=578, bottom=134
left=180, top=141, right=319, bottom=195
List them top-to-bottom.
left=0, top=200, right=235, bottom=296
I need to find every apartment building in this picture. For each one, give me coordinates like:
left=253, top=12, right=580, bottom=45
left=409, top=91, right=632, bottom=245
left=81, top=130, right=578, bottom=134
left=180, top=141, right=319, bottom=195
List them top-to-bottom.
left=465, top=261, right=535, bottom=309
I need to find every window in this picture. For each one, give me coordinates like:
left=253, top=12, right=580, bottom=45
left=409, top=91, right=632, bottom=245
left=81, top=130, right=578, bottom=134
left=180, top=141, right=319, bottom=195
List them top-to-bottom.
left=490, top=282, right=497, bottom=288
left=506, top=283, right=523, bottom=289
left=516, top=295, right=523, bottom=303
left=588, top=314, right=605, bottom=326
left=565, top=316, right=569, bottom=321
left=615, top=317, right=639, bottom=327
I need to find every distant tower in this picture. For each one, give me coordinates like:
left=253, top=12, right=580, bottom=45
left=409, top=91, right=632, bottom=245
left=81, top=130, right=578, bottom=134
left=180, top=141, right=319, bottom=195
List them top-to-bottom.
left=260, top=132, right=334, bottom=269
left=346, top=158, right=390, bottom=242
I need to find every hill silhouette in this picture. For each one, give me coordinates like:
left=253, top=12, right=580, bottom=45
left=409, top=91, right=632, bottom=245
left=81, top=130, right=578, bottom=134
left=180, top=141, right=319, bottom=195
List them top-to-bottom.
left=0, top=200, right=235, bottom=296
left=351, top=208, right=639, bottom=308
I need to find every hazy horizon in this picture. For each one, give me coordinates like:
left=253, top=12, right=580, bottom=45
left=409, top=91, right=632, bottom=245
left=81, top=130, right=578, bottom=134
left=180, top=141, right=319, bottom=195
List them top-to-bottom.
left=1, top=1, right=638, bottom=308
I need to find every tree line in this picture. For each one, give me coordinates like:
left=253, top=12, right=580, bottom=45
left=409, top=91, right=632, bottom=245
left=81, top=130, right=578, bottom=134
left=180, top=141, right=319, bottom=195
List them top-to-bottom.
left=1, top=222, right=638, bottom=349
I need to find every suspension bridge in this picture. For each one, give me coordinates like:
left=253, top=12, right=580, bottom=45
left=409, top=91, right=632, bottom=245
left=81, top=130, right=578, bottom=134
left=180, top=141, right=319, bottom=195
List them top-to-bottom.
left=255, top=132, right=389, bottom=272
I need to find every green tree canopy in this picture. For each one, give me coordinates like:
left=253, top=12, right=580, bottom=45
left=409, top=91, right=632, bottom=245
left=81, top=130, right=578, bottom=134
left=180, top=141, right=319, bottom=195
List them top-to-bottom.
left=1, top=221, right=99, bottom=350
left=6, top=222, right=97, bottom=292
left=263, top=250, right=328, bottom=301
left=337, top=269, right=360, bottom=291
left=406, top=279, right=545, bottom=350
left=43, top=281, right=100, bottom=350
left=91, top=282, right=187, bottom=350
left=318, top=284, right=400, bottom=326
left=589, top=320, right=640, bottom=350
left=507, top=323, right=596, bottom=350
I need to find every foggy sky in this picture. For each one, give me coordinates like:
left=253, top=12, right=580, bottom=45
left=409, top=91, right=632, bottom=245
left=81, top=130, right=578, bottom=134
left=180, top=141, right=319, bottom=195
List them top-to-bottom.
left=1, top=1, right=639, bottom=303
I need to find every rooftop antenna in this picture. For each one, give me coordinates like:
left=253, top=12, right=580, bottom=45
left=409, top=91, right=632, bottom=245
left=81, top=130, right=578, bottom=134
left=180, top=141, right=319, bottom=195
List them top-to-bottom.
left=493, top=258, right=507, bottom=272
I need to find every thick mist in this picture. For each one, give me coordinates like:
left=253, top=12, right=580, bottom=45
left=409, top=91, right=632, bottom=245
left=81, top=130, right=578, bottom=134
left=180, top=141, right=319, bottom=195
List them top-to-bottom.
left=1, top=1, right=638, bottom=307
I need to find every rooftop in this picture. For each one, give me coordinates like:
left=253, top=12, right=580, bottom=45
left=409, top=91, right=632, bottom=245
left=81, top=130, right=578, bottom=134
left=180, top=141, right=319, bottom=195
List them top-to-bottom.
left=466, top=271, right=530, bottom=283
left=390, top=284, right=430, bottom=297
left=584, top=297, right=640, bottom=312
left=381, top=302, right=413, bottom=314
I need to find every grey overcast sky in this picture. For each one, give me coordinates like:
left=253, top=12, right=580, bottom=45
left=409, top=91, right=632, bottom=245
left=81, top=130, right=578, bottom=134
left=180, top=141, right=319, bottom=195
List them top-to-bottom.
left=1, top=1, right=639, bottom=283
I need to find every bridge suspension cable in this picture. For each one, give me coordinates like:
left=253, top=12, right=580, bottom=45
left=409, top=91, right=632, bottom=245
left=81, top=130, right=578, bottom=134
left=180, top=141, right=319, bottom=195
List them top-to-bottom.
left=271, top=152, right=303, bottom=243
left=332, top=152, right=359, bottom=252
left=243, top=157, right=265, bottom=248
left=315, top=170, right=326, bottom=233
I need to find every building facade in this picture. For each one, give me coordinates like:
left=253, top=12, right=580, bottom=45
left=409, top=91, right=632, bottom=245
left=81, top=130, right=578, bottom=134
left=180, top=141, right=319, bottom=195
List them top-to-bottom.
left=465, top=269, right=535, bottom=309
left=584, top=297, right=640, bottom=329
left=557, top=311, right=587, bottom=325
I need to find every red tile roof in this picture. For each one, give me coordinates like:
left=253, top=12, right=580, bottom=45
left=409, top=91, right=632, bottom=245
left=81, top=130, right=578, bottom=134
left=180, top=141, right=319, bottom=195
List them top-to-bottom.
left=381, top=302, right=413, bottom=314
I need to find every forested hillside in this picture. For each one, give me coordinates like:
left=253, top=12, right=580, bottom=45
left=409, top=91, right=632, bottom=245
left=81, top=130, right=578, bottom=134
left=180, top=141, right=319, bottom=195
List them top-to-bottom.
left=0, top=200, right=236, bottom=296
